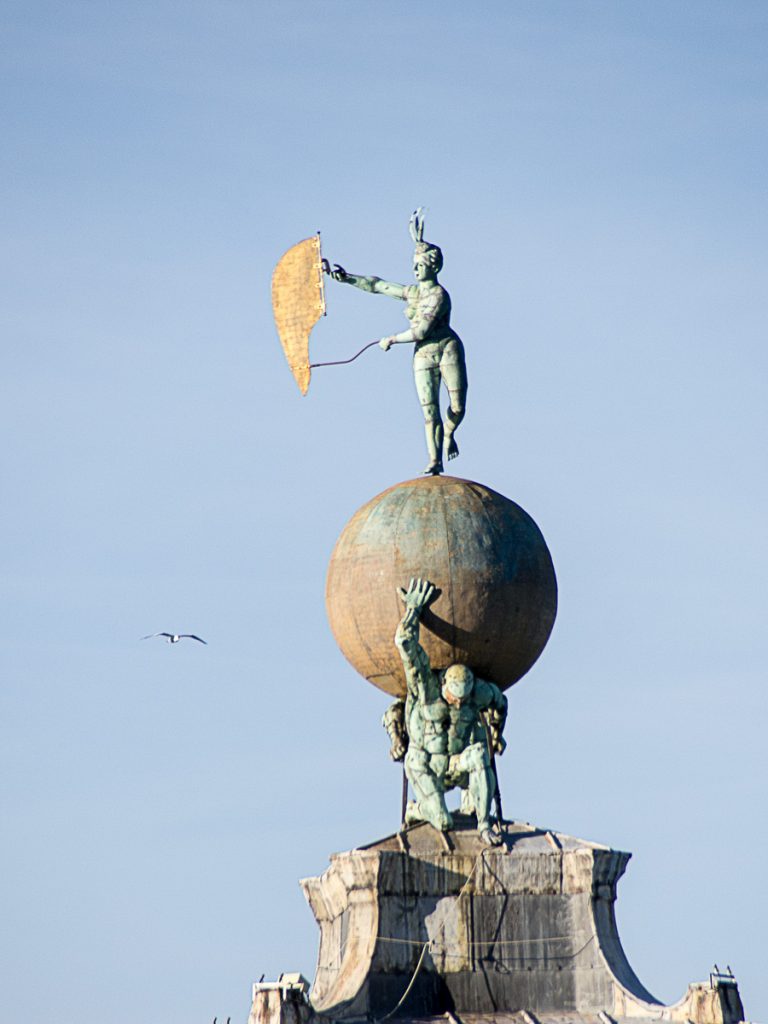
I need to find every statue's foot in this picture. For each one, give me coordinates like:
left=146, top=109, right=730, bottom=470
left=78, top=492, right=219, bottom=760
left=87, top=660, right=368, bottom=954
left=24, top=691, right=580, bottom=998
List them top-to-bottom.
left=446, top=437, right=459, bottom=461
left=424, top=460, right=443, bottom=476
left=407, top=800, right=453, bottom=832
left=404, top=801, right=423, bottom=826
left=479, top=825, right=503, bottom=847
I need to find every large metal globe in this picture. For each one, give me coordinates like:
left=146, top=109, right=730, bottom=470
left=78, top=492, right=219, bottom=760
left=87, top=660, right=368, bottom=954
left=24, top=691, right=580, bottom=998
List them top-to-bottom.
left=325, top=476, right=557, bottom=697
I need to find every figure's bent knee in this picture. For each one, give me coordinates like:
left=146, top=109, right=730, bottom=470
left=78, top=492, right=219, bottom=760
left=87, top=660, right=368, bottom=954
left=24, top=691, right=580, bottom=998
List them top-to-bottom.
left=448, top=393, right=465, bottom=418
left=464, top=742, right=489, bottom=773
left=405, top=747, right=431, bottom=777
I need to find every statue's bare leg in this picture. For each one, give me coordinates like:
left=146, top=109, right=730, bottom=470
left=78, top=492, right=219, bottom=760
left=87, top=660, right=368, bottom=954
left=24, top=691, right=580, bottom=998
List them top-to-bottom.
left=441, top=348, right=467, bottom=462
left=415, top=366, right=443, bottom=475
left=444, top=392, right=465, bottom=461
left=424, top=420, right=443, bottom=475
left=457, top=742, right=501, bottom=846
left=405, top=748, right=452, bottom=831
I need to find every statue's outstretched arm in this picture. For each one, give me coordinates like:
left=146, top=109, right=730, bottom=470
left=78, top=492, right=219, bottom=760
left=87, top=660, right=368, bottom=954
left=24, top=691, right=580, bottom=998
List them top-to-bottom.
left=328, top=263, right=408, bottom=299
left=394, top=578, right=438, bottom=704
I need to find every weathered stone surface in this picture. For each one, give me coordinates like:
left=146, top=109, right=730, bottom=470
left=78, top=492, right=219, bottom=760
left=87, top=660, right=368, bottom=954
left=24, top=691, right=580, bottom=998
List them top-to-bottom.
left=296, top=817, right=745, bottom=1024
left=248, top=980, right=312, bottom=1024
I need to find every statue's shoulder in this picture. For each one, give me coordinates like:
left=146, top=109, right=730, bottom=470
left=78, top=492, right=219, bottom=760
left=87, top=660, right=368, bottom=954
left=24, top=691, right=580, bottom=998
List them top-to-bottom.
left=430, top=284, right=451, bottom=311
left=473, top=677, right=501, bottom=703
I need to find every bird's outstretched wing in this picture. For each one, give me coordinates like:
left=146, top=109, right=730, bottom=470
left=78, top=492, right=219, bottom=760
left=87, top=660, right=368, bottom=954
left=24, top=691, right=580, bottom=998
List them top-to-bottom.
left=141, top=632, right=173, bottom=640
left=182, top=634, right=208, bottom=644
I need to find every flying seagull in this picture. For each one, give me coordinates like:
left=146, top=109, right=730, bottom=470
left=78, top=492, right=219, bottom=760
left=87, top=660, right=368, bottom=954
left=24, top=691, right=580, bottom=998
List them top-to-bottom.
left=141, top=632, right=208, bottom=645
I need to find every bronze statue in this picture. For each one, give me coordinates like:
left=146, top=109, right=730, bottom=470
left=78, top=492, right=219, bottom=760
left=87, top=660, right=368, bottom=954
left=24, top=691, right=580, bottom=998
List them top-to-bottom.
left=328, top=210, right=468, bottom=475
left=382, top=578, right=507, bottom=846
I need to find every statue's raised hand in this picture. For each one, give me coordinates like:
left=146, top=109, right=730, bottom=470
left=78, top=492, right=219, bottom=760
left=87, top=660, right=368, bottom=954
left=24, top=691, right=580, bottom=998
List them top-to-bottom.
left=379, top=336, right=395, bottom=351
left=397, top=577, right=435, bottom=614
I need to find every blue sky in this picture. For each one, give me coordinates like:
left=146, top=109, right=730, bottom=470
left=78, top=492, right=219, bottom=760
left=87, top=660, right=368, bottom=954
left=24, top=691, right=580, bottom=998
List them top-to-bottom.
left=1, top=3, right=766, bottom=1022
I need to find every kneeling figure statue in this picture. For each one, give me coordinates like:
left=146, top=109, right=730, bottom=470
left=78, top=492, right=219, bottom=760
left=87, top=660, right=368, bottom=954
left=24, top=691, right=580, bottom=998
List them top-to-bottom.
left=383, top=578, right=507, bottom=847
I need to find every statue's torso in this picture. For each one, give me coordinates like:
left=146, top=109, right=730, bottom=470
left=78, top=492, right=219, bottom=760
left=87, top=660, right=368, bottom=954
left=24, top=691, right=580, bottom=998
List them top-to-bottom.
left=404, top=284, right=460, bottom=352
left=407, top=691, right=481, bottom=758
left=447, top=702, right=480, bottom=754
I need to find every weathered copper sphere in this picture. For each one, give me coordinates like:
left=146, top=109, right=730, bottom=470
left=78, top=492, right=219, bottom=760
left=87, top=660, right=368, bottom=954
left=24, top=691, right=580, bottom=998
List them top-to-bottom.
left=326, top=476, right=557, bottom=698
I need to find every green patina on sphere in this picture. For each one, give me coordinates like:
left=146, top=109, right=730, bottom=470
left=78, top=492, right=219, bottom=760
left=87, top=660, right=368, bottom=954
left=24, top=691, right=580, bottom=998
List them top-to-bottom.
left=326, top=476, right=557, bottom=698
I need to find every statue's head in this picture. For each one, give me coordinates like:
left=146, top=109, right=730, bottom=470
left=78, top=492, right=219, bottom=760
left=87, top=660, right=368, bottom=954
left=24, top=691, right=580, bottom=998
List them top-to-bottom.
left=409, top=207, right=443, bottom=278
left=413, top=243, right=443, bottom=278
left=442, top=664, right=475, bottom=705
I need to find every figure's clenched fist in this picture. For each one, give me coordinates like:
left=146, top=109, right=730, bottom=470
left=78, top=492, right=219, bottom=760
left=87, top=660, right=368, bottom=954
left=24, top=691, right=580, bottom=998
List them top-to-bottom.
left=382, top=700, right=407, bottom=763
left=389, top=735, right=407, bottom=761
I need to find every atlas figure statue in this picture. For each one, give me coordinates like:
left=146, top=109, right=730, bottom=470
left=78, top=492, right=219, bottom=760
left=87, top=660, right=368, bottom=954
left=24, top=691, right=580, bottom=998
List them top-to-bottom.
left=383, top=578, right=507, bottom=846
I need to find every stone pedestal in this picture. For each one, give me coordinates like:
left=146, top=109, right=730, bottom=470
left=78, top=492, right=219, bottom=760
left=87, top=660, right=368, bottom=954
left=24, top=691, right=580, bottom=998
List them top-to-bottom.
left=293, top=816, right=745, bottom=1024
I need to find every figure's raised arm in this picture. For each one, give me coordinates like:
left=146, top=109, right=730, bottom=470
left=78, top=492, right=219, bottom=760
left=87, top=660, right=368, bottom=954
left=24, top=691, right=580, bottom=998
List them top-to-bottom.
left=327, top=263, right=408, bottom=299
left=394, top=578, right=439, bottom=703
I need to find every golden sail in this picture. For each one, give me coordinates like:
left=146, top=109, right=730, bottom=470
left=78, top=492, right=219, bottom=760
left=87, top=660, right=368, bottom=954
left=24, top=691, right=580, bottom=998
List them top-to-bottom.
left=271, top=235, right=326, bottom=396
